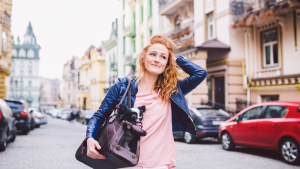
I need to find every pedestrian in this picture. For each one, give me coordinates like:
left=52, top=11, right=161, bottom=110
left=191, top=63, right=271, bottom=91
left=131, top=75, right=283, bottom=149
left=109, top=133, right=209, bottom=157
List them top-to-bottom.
left=85, top=34, right=207, bottom=169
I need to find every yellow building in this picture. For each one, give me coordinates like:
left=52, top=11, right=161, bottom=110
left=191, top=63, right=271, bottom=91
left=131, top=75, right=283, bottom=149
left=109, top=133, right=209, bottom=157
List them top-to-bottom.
left=0, top=0, right=12, bottom=98
left=78, top=44, right=106, bottom=111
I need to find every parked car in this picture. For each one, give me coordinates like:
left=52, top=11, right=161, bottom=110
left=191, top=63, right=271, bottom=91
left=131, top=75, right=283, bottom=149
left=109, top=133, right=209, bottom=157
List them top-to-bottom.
left=0, top=99, right=17, bottom=151
left=4, top=99, right=31, bottom=134
left=219, top=101, right=300, bottom=165
left=173, top=105, right=230, bottom=144
left=56, top=108, right=69, bottom=118
left=50, top=109, right=61, bottom=117
left=60, top=109, right=71, bottom=120
left=81, top=110, right=95, bottom=125
left=32, top=111, right=47, bottom=127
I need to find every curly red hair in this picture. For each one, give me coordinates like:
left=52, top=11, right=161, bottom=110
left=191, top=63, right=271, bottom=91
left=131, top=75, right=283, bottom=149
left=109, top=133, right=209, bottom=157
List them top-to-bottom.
left=136, top=35, right=181, bottom=103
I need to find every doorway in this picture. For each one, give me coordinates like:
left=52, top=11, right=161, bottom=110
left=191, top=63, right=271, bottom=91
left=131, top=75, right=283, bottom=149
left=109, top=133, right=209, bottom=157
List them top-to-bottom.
left=214, top=76, right=225, bottom=105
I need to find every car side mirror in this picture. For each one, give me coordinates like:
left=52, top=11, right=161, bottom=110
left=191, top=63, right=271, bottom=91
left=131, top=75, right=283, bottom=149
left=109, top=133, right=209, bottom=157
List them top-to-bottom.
left=235, top=116, right=240, bottom=123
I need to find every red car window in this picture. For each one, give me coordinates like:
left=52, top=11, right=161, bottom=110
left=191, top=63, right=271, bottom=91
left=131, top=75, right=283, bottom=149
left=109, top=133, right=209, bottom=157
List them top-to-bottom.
left=241, top=106, right=263, bottom=121
left=263, top=106, right=288, bottom=118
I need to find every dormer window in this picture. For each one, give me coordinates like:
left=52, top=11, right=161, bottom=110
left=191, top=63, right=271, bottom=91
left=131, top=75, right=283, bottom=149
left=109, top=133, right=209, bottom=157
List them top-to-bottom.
left=2, top=32, right=7, bottom=52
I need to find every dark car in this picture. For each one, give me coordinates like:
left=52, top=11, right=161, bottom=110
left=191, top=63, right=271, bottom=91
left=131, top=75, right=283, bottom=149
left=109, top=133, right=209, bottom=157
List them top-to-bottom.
left=0, top=99, right=17, bottom=151
left=4, top=99, right=31, bottom=134
left=173, top=105, right=230, bottom=144
left=81, top=110, right=95, bottom=125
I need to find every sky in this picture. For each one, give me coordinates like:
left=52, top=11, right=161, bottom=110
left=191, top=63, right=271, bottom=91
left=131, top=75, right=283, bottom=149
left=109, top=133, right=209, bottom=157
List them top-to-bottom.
left=11, top=0, right=120, bottom=79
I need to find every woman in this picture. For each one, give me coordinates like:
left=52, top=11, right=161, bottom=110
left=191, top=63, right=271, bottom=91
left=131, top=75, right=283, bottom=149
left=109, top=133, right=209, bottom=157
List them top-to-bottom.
left=85, top=35, right=207, bottom=169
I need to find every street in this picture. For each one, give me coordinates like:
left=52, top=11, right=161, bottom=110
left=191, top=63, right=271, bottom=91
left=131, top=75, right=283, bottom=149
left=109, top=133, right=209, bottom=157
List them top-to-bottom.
left=0, top=115, right=299, bottom=169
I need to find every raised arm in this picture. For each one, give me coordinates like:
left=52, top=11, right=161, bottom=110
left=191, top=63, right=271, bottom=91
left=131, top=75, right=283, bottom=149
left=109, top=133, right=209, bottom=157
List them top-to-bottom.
left=176, top=55, right=207, bottom=95
left=86, top=80, right=121, bottom=140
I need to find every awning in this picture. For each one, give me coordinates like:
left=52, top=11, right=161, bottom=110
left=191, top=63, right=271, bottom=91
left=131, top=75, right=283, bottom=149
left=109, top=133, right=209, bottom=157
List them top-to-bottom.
left=197, top=39, right=231, bottom=51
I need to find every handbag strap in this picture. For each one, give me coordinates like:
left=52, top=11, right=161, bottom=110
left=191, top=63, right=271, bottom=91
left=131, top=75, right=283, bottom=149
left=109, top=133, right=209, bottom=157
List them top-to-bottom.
left=109, top=78, right=131, bottom=123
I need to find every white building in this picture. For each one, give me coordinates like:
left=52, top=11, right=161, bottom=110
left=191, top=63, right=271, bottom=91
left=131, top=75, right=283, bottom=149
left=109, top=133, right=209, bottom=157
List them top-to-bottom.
left=7, top=22, right=41, bottom=108
left=61, top=56, right=81, bottom=108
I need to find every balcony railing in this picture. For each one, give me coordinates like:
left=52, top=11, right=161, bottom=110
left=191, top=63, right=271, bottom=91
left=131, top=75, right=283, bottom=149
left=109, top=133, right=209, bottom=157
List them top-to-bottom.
left=159, top=0, right=177, bottom=13
left=230, top=0, right=293, bottom=23
left=0, top=11, right=10, bottom=28
left=166, top=21, right=194, bottom=52
left=248, top=73, right=300, bottom=87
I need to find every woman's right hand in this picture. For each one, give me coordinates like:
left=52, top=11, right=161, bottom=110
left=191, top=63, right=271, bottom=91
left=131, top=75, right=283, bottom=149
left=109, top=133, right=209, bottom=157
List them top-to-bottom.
left=86, top=137, right=107, bottom=159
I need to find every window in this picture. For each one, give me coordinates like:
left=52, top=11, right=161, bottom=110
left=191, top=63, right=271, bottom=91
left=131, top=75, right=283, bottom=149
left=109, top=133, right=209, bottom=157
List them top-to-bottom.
left=123, top=0, right=125, bottom=9
left=148, top=0, right=152, bottom=18
left=140, top=4, right=143, bottom=23
left=208, top=13, right=215, bottom=40
left=123, top=15, right=125, bottom=30
left=174, top=15, right=181, bottom=28
left=149, top=28, right=153, bottom=38
left=262, top=30, right=278, bottom=67
left=2, top=32, right=7, bottom=52
left=141, top=35, right=144, bottom=48
left=123, top=37, right=125, bottom=54
left=12, top=48, right=17, bottom=57
left=19, top=48, right=26, bottom=57
left=27, top=49, right=34, bottom=58
left=20, top=70, right=23, bottom=76
left=28, top=70, right=32, bottom=76
left=20, top=80, right=23, bottom=87
left=28, top=81, right=32, bottom=88
left=68, top=83, right=70, bottom=90
left=68, top=95, right=70, bottom=102
left=262, top=95, right=279, bottom=102
left=241, top=106, right=263, bottom=121
left=263, top=106, right=288, bottom=118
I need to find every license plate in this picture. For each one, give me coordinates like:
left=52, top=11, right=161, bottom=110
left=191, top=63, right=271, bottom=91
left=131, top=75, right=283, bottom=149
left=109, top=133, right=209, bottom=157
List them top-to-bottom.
left=212, top=121, right=224, bottom=125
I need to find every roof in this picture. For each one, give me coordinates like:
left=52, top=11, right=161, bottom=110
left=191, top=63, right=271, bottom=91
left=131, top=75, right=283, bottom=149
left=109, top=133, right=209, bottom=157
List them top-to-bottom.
left=24, top=22, right=35, bottom=37
left=197, top=39, right=230, bottom=51
left=86, top=45, right=96, bottom=59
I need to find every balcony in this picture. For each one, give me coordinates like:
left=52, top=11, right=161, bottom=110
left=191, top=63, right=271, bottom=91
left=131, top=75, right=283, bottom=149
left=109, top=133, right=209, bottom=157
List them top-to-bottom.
left=159, top=0, right=192, bottom=15
left=230, top=0, right=300, bottom=27
left=0, top=11, right=10, bottom=28
left=166, top=21, right=195, bottom=52
left=125, top=53, right=137, bottom=67
left=110, top=62, right=117, bottom=71
left=248, top=73, right=300, bottom=88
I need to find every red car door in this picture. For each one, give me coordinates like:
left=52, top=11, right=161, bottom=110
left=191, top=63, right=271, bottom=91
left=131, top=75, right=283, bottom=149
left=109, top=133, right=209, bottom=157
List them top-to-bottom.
left=257, top=105, right=288, bottom=149
left=232, top=106, right=263, bottom=146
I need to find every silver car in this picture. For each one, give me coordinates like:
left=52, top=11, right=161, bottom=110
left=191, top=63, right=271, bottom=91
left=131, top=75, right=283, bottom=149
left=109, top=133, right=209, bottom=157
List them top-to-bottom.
left=32, top=111, right=47, bottom=127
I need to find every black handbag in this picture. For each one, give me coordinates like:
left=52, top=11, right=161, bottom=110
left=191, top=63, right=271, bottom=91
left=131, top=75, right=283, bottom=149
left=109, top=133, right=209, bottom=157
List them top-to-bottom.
left=75, top=78, right=143, bottom=169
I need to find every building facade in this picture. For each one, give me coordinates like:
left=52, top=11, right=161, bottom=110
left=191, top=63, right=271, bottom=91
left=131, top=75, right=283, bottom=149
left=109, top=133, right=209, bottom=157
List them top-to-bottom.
left=1, top=0, right=12, bottom=99
left=117, top=0, right=161, bottom=79
left=231, top=0, right=300, bottom=105
left=103, top=19, right=118, bottom=88
left=8, top=22, right=41, bottom=108
left=78, top=45, right=106, bottom=111
left=61, top=56, right=81, bottom=109
left=39, top=77, right=60, bottom=111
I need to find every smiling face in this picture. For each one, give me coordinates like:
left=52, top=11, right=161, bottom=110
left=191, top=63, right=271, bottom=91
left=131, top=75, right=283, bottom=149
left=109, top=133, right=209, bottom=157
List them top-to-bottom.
left=144, top=43, right=169, bottom=76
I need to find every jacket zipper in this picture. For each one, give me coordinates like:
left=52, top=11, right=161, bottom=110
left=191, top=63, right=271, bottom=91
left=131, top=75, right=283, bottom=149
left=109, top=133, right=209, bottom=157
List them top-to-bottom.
left=170, top=97, right=197, bottom=131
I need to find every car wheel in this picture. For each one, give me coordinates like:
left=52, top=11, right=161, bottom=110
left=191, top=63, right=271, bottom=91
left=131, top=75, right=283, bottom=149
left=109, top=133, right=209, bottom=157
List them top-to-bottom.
left=82, top=119, right=85, bottom=124
left=36, top=124, right=40, bottom=128
left=10, top=128, right=17, bottom=142
left=0, top=132, right=7, bottom=151
left=184, top=132, right=196, bottom=144
left=221, top=132, right=235, bottom=151
left=280, top=138, right=300, bottom=165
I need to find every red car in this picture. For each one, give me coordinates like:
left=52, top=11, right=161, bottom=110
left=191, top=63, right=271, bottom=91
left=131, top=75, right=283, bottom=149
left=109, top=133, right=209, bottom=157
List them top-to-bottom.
left=219, top=101, right=300, bottom=165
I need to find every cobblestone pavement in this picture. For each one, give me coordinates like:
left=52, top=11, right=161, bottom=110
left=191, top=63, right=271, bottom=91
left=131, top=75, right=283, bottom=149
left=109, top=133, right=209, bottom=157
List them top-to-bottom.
left=0, top=115, right=299, bottom=169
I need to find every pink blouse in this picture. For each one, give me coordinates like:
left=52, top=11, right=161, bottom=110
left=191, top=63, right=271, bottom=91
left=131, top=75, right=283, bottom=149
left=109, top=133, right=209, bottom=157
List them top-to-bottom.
left=134, top=89, right=176, bottom=169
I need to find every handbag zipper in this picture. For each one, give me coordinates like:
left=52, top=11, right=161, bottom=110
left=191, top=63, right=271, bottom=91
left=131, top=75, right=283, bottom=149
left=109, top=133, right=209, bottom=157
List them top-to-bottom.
left=170, top=97, right=197, bottom=131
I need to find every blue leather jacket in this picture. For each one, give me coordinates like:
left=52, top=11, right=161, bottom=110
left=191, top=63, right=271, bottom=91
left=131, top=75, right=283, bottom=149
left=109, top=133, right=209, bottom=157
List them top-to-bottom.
left=86, top=56, right=207, bottom=140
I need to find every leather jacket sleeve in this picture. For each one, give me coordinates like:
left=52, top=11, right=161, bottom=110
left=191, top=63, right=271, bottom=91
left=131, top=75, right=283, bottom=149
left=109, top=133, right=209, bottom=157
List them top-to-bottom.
left=176, top=55, right=207, bottom=95
left=86, top=81, right=122, bottom=140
